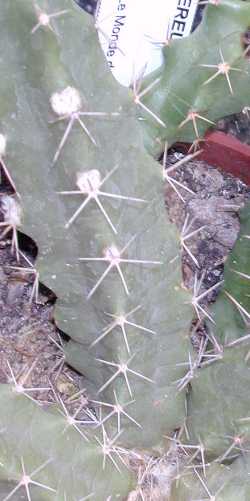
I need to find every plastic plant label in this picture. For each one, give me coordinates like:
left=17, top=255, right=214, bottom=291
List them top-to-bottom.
left=96, top=0, right=200, bottom=86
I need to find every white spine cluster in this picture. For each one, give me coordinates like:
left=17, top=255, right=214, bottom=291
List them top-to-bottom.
left=38, top=12, right=50, bottom=26
left=50, top=87, right=82, bottom=117
left=0, top=134, right=7, bottom=157
left=77, top=169, right=101, bottom=193
left=1, top=195, right=22, bottom=227
left=104, top=245, right=121, bottom=262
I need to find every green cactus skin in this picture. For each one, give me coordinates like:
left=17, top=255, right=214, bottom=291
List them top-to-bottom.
left=0, top=0, right=195, bottom=451
left=1, top=0, right=250, bottom=499
left=138, top=0, right=250, bottom=157
left=209, top=202, right=250, bottom=344
left=185, top=203, right=250, bottom=458
left=172, top=206, right=250, bottom=500
left=0, top=384, right=134, bottom=500
left=170, top=454, right=250, bottom=500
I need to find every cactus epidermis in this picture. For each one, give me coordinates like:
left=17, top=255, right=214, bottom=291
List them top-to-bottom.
left=138, top=0, right=250, bottom=157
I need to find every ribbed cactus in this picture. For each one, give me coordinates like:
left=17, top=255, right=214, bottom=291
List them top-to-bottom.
left=0, top=0, right=250, bottom=499
left=0, top=0, right=193, bottom=497
left=0, top=0, right=195, bottom=453
left=138, top=0, right=250, bottom=156
left=169, top=201, right=250, bottom=499
left=182, top=203, right=250, bottom=458
left=0, top=383, right=134, bottom=500
left=170, top=454, right=250, bottom=500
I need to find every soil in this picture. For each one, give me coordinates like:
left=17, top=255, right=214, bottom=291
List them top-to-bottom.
left=216, top=109, right=250, bottom=145
left=0, top=133, right=249, bottom=499
left=165, top=150, right=249, bottom=293
left=0, top=236, right=89, bottom=418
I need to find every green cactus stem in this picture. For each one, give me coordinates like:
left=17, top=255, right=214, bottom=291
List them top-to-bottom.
left=137, top=0, right=250, bottom=157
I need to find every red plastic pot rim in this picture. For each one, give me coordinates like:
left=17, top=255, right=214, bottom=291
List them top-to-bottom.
left=176, top=131, right=250, bottom=186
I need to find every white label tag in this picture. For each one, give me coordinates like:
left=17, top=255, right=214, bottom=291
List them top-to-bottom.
left=96, top=0, right=199, bottom=86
